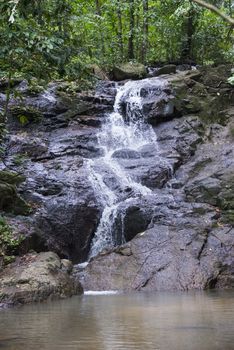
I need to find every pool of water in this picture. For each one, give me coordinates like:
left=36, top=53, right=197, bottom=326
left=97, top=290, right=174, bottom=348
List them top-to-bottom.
left=0, top=290, right=234, bottom=350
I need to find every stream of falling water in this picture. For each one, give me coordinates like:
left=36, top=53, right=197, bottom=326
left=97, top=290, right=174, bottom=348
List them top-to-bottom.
left=88, top=79, right=166, bottom=258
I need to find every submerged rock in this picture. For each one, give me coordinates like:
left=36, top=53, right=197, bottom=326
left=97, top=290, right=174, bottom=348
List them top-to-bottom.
left=0, top=252, right=83, bottom=308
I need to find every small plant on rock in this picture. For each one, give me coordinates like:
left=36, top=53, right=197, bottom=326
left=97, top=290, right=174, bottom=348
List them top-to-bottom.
left=0, top=216, right=24, bottom=266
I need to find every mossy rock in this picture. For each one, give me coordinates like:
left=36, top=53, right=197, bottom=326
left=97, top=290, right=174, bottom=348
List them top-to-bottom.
left=113, top=62, right=147, bottom=81
left=89, top=64, right=109, bottom=80
left=154, top=64, right=176, bottom=76
left=199, top=65, right=232, bottom=88
left=171, top=73, right=232, bottom=123
left=27, top=79, right=45, bottom=96
left=57, top=81, right=82, bottom=95
left=9, top=105, right=42, bottom=125
left=0, top=171, right=30, bottom=215
left=0, top=182, right=16, bottom=205
left=0, top=217, right=23, bottom=264
left=0, top=252, right=83, bottom=306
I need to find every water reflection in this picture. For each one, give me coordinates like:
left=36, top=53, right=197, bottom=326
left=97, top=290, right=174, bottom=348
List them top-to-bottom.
left=0, top=291, right=233, bottom=350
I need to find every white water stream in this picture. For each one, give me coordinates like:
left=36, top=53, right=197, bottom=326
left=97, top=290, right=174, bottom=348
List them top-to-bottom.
left=88, top=79, right=167, bottom=257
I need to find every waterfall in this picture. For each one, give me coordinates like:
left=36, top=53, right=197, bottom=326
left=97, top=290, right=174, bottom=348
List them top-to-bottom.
left=88, top=79, right=168, bottom=258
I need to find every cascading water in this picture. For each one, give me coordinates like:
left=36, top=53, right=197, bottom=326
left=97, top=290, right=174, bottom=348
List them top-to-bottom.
left=88, top=78, right=171, bottom=258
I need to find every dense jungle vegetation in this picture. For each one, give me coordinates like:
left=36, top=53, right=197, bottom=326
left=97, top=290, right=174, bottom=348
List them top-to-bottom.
left=0, top=0, right=233, bottom=83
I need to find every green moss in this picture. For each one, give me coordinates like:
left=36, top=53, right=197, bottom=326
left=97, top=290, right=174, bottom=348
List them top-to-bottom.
left=56, top=78, right=95, bottom=95
left=229, top=127, right=234, bottom=139
left=0, top=170, right=25, bottom=185
left=221, top=210, right=234, bottom=225
left=3, top=255, right=16, bottom=265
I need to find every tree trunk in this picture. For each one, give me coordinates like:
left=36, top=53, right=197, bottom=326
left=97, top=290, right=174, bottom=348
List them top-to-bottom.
left=95, top=0, right=105, bottom=57
left=95, top=0, right=101, bottom=15
left=128, top=0, right=135, bottom=60
left=141, top=0, right=149, bottom=63
left=117, top=1, right=124, bottom=60
left=181, top=6, right=195, bottom=63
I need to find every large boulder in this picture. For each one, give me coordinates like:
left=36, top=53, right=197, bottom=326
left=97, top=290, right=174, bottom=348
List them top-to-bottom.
left=112, top=62, right=147, bottom=81
left=36, top=192, right=101, bottom=263
left=112, top=197, right=155, bottom=243
left=76, top=211, right=234, bottom=291
left=0, top=252, right=83, bottom=308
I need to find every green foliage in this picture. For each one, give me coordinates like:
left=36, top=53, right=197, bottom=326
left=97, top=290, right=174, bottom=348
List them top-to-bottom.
left=0, top=0, right=233, bottom=83
left=12, top=154, right=28, bottom=166
left=0, top=216, right=24, bottom=264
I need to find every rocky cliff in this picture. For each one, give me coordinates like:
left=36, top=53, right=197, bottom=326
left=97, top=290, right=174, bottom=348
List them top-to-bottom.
left=0, top=65, right=233, bottom=303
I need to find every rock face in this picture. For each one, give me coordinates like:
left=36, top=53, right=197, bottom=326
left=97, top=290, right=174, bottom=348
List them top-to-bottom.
left=0, top=65, right=233, bottom=296
left=74, top=65, right=234, bottom=291
left=0, top=82, right=114, bottom=264
left=76, top=108, right=234, bottom=290
left=76, top=222, right=234, bottom=291
left=0, top=252, right=83, bottom=308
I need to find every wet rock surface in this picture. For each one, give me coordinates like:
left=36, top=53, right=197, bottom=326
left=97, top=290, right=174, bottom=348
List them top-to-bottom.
left=0, top=66, right=233, bottom=297
left=1, top=82, right=108, bottom=264
left=77, top=110, right=234, bottom=290
left=76, top=222, right=233, bottom=291
left=0, top=252, right=83, bottom=308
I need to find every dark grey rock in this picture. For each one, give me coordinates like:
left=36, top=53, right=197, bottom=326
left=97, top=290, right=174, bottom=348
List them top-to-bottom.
left=2, top=67, right=234, bottom=294
left=76, top=213, right=234, bottom=292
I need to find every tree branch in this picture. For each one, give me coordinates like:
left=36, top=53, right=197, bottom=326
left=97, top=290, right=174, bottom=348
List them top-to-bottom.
left=191, top=0, right=234, bottom=26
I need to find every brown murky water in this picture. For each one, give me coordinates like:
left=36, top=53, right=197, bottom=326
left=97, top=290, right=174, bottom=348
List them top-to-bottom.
left=0, top=291, right=234, bottom=350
